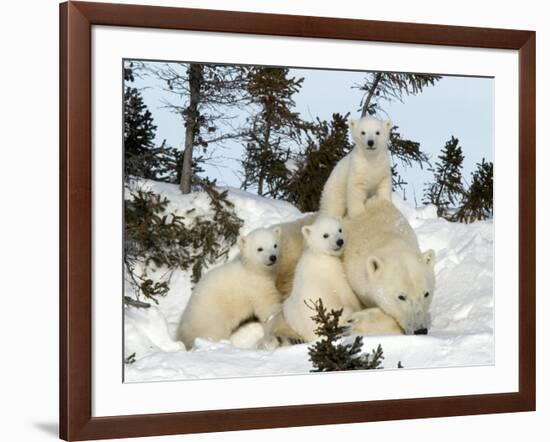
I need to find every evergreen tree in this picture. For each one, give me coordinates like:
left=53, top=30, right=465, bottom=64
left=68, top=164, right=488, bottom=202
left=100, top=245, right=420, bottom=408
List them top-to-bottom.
left=124, top=63, right=160, bottom=180
left=153, top=63, right=248, bottom=194
left=241, top=67, right=305, bottom=198
left=355, top=72, right=440, bottom=192
left=281, top=113, right=352, bottom=212
left=423, top=136, right=465, bottom=218
left=453, top=159, right=493, bottom=223
left=307, top=299, right=385, bottom=372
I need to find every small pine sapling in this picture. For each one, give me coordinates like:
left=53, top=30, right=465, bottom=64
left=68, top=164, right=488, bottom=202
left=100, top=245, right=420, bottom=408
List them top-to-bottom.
left=307, top=299, right=385, bottom=372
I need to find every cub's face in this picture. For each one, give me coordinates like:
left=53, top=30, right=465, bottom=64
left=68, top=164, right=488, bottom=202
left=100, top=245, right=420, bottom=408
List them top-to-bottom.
left=349, top=116, right=392, bottom=154
left=302, top=216, right=345, bottom=256
left=238, top=227, right=281, bottom=270
left=362, top=250, right=436, bottom=335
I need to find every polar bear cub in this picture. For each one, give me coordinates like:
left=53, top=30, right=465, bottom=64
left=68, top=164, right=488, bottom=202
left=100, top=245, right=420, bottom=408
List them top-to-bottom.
left=320, top=116, right=393, bottom=218
left=282, top=216, right=362, bottom=342
left=177, top=227, right=283, bottom=349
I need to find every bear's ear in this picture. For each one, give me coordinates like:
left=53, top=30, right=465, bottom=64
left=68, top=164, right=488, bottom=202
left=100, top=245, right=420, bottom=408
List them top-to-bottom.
left=348, top=118, right=356, bottom=129
left=384, top=120, right=393, bottom=132
left=301, top=225, right=312, bottom=238
left=272, top=226, right=282, bottom=237
left=237, top=236, right=246, bottom=251
left=422, top=249, right=435, bottom=267
left=366, top=256, right=383, bottom=278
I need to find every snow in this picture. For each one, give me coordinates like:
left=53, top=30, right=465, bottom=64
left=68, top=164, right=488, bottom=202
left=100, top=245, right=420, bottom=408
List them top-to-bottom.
left=285, top=158, right=300, bottom=174
left=124, top=182, right=493, bottom=382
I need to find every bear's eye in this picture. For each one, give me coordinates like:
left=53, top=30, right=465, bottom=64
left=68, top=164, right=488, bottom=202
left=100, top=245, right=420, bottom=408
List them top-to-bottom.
left=361, top=131, right=366, bottom=135
left=376, top=131, right=380, bottom=135
left=338, top=228, right=342, bottom=233
left=323, top=233, right=329, bottom=238
left=274, top=244, right=278, bottom=248
left=257, top=247, right=263, bottom=252
left=424, top=292, right=430, bottom=298
left=398, top=295, right=407, bottom=301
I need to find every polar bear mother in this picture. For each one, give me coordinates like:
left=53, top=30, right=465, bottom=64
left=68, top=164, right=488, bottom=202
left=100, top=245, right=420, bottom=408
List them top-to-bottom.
left=275, top=198, right=435, bottom=336
left=342, top=198, right=435, bottom=335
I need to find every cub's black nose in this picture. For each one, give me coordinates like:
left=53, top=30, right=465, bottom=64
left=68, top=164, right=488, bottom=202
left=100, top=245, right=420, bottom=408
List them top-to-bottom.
left=367, top=140, right=375, bottom=147
left=336, top=238, right=344, bottom=247
left=269, top=255, right=277, bottom=263
left=414, top=328, right=428, bottom=335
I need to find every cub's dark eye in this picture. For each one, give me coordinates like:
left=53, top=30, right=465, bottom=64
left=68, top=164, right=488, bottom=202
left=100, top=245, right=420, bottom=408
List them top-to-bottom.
left=361, top=131, right=366, bottom=135
left=376, top=131, right=380, bottom=135
left=338, top=228, right=342, bottom=233
left=323, top=233, right=329, bottom=238
left=274, top=244, right=278, bottom=248
left=257, top=248, right=263, bottom=252
left=424, top=292, right=430, bottom=298
left=398, top=295, right=407, bottom=301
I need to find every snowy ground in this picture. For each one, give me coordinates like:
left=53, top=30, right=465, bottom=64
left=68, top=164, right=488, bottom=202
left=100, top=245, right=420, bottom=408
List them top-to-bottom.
left=124, top=181, right=494, bottom=382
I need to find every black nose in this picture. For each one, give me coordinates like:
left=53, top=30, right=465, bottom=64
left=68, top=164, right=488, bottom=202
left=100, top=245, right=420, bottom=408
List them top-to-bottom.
left=367, top=140, right=374, bottom=147
left=336, top=238, right=344, bottom=247
left=269, top=255, right=277, bottom=263
left=414, top=328, right=428, bottom=335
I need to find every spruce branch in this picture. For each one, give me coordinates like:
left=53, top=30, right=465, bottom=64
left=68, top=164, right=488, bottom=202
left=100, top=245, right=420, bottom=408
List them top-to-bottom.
left=281, top=113, right=352, bottom=212
left=124, top=180, right=243, bottom=304
left=123, top=296, right=151, bottom=309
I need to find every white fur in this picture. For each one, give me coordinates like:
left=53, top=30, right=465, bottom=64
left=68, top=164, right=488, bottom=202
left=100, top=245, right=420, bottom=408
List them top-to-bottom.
left=320, top=116, right=393, bottom=218
left=343, top=199, right=436, bottom=335
left=274, top=213, right=317, bottom=298
left=283, top=216, right=362, bottom=342
left=177, top=227, right=283, bottom=349
left=229, top=322, right=265, bottom=349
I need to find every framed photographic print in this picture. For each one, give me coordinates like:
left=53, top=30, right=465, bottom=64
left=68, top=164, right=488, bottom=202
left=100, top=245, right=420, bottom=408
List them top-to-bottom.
left=60, top=1, right=536, bottom=440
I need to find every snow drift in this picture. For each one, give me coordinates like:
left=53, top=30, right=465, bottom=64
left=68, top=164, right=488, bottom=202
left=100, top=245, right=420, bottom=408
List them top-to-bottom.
left=124, top=181, right=494, bottom=382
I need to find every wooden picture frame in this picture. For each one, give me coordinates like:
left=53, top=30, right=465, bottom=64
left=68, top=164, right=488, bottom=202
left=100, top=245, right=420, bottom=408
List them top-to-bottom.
left=59, top=1, right=536, bottom=440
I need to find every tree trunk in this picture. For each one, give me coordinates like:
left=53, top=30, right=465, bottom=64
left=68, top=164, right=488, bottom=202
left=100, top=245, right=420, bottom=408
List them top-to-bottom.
left=180, top=63, right=202, bottom=194
left=361, top=73, right=383, bottom=117
left=256, top=120, right=270, bottom=197
left=258, top=167, right=264, bottom=196
left=257, top=173, right=264, bottom=196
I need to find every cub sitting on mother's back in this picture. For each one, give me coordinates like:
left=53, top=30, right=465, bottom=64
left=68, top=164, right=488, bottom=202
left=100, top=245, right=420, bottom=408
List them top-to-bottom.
left=320, top=116, right=393, bottom=218
left=283, top=216, right=362, bottom=342
left=178, top=226, right=283, bottom=349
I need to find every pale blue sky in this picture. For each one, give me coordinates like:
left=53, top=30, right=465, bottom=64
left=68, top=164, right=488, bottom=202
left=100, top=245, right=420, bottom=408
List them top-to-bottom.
left=130, top=62, right=493, bottom=204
